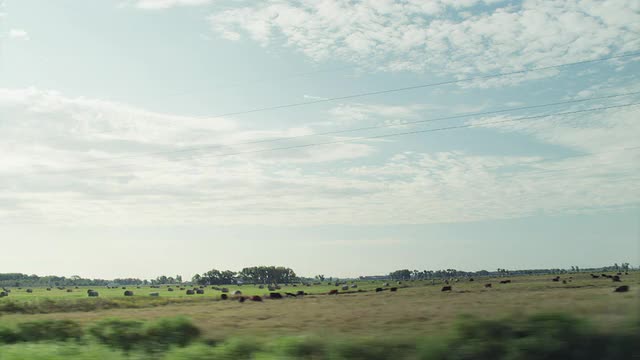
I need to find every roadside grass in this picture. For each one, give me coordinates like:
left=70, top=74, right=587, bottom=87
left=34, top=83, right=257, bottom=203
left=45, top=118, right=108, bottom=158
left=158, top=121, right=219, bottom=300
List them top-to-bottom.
left=0, top=313, right=637, bottom=359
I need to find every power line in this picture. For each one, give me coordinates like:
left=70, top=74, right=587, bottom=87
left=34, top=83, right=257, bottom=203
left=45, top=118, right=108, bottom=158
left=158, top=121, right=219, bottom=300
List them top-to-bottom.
left=8, top=51, right=637, bottom=144
left=205, top=51, right=640, bottom=119
left=67, top=91, right=639, bottom=165
left=20, top=101, right=640, bottom=177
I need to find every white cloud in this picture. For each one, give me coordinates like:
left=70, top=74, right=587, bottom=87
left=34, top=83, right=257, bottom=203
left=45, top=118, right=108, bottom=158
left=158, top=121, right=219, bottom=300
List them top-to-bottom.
left=131, top=0, right=212, bottom=10
left=209, top=0, right=640, bottom=84
left=9, top=29, right=29, bottom=40
left=1, top=86, right=638, bottom=227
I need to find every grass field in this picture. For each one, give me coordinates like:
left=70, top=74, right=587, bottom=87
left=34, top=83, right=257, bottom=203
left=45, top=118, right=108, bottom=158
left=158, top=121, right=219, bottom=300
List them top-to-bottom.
left=1, top=272, right=638, bottom=341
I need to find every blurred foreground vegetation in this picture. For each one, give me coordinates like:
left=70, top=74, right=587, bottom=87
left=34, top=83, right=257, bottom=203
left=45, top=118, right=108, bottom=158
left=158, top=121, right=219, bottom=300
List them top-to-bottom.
left=0, top=313, right=637, bottom=359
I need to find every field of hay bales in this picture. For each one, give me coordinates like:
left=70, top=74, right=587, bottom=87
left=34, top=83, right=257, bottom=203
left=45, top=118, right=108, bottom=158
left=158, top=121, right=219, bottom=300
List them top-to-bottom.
left=1, top=272, right=638, bottom=342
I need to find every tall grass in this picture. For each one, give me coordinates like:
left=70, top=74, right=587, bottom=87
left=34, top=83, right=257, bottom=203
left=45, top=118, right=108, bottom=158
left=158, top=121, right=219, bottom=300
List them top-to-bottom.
left=0, top=313, right=637, bottom=359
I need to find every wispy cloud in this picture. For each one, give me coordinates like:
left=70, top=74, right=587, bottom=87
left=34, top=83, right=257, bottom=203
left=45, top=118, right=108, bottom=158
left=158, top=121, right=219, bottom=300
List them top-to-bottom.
left=129, top=0, right=212, bottom=10
left=209, top=0, right=639, bottom=85
left=9, top=29, right=29, bottom=40
left=1, top=86, right=638, bottom=227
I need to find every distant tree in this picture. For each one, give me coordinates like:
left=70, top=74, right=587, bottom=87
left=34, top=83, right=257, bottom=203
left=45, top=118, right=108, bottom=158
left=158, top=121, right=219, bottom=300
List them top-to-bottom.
left=389, top=269, right=411, bottom=281
left=191, top=274, right=202, bottom=284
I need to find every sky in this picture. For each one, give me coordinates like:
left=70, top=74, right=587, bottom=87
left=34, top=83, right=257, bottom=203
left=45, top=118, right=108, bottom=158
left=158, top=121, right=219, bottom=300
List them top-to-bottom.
left=0, top=0, right=638, bottom=280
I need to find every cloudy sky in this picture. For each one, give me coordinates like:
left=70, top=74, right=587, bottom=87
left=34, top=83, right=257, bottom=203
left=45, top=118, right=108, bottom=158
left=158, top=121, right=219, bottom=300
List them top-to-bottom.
left=0, top=0, right=638, bottom=280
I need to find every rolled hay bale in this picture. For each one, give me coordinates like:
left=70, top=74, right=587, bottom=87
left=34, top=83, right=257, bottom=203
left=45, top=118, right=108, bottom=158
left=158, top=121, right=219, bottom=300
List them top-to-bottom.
left=258, top=284, right=264, bottom=289
left=350, top=284, right=358, bottom=288
left=342, top=285, right=349, bottom=291
left=268, top=286, right=276, bottom=291
left=390, top=287, right=398, bottom=292
left=168, top=288, right=174, bottom=292
left=221, top=288, right=229, bottom=293
left=26, top=289, right=33, bottom=293
left=66, top=289, right=73, bottom=293
left=186, top=289, right=195, bottom=295
left=196, top=289, right=204, bottom=294
left=88, top=290, right=99, bottom=297
left=124, top=290, right=134, bottom=297
left=233, top=290, right=242, bottom=296
left=296, top=290, right=305, bottom=296
left=0, top=291, right=8, bottom=298
left=150, top=292, right=159, bottom=297
left=220, top=294, right=228, bottom=300
left=251, top=295, right=262, bottom=302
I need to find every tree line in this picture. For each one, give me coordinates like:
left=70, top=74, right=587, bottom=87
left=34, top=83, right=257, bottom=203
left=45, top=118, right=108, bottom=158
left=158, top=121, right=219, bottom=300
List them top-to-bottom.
left=386, top=263, right=635, bottom=281
left=191, top=266, right=297, bottom=285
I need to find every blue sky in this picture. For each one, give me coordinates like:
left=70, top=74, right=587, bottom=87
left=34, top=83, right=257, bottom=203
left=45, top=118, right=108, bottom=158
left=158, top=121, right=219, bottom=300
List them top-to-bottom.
left=0, top=0, right=638, bottom=280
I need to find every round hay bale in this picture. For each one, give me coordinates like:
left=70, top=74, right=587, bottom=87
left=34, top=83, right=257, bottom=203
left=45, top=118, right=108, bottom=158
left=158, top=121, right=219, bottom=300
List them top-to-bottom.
left=341, top=285, right=349, bottom=291
left=168, top=288, right=174, bottom=292
left=221, top=288, right=229, bottom=293
left=26, top=289, right=33, bottom=293
left=66, top=289, right=73, bottom=293
left=186, top=289, right=195, bottom=295
left=196, top=289, right=204, bottom=294
left=124, top=290, right=134, bottom=297
left=233, top=290, right=242, bottom=296
left=88, top=291, right=99, bottom=297
left=0, top=292, right=8, bottom=298
left=149, top=292, right=159, bottom=297
left=221, top=294, right=228, bottom=300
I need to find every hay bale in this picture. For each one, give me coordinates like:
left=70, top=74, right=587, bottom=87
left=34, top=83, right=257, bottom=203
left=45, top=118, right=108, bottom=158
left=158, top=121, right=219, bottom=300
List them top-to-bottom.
left=341, top=285, right=349, bottom=291
left=168, top=288, right=174, bottom=292
left=221, top=288, right=229, bottom=293
left=26, top=289, right=33, bottom=293
left=66, top=289, right=73, bottom=293
left=196, top=289, right=204, bottom=294
left=186, top=290, right=195, bottom=295
left=233, top=290, right=242, bottom=296
left=0, top=291, right=8, bottom=298
left=88, top=291, right=99, bottom=297
left=124, top=291, right=134, bottom=296
left=150, top=292, right=159, bottom=297
left=221, top=294, right=228, bottom=300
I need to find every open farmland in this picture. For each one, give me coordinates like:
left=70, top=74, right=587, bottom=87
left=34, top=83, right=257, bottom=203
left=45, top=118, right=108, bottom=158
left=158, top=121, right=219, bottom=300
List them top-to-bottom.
left=1, top=272, right=637, bottom=341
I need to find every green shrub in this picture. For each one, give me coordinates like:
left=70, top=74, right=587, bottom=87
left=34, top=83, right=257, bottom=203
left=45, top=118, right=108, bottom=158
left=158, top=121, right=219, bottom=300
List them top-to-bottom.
left=144, top=317, right=201, bottom=352
left=88, top=318, right=145, bottom=353
left=16, top=320, right=83, bottom=342
left=0, top=324, right=19, bottom=344
left=271, top=336, right=326, bottom=358
left=211, top=337, right=263, bottom=359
